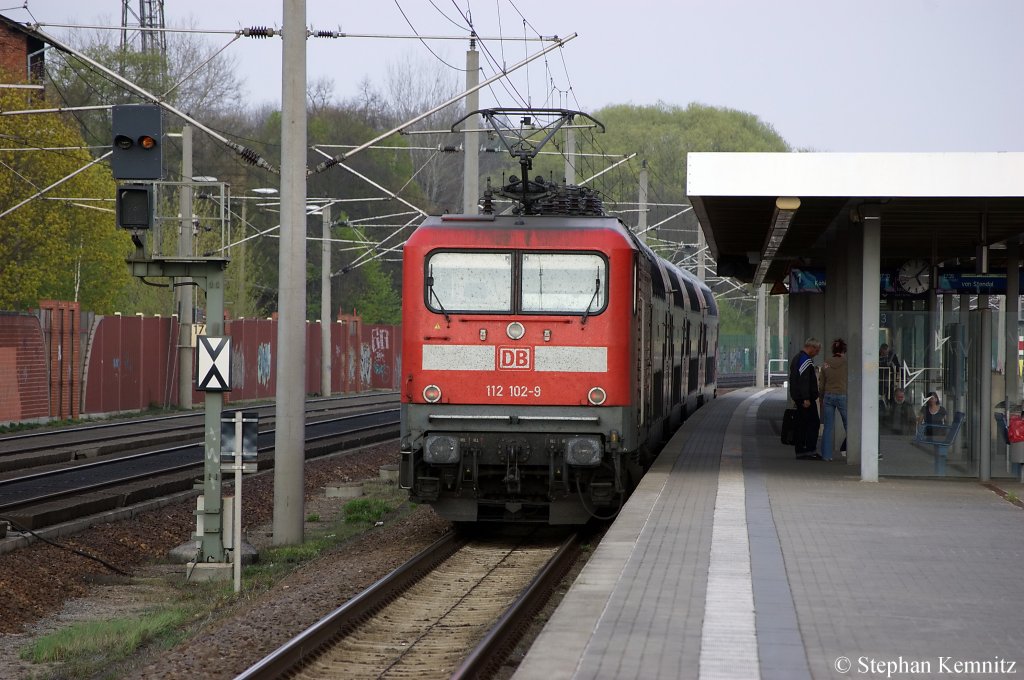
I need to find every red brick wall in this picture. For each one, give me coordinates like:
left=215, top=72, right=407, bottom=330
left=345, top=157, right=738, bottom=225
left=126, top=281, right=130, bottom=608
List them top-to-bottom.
left=0, top=24, right=29, bottom=82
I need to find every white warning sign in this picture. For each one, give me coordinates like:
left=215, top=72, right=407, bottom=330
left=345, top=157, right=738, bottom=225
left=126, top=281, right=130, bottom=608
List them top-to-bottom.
left=196, top=336, right=232, bottom=392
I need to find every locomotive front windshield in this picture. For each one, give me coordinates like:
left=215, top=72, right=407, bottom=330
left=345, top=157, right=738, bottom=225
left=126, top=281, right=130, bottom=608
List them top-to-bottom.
left=425, top=250, right=607, bottom=315
left=427, top=252, right=513, bottom=312
left=521, top=253, right=605, bottom=313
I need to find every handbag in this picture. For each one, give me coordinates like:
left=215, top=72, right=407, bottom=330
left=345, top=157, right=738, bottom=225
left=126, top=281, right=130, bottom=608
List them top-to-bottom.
left=780, top=408, right=797, bottom=445
left=1009, top=414, right=1024, bottom=444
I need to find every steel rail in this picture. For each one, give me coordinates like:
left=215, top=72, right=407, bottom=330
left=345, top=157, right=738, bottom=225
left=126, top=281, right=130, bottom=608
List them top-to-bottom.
left=0, top=392, right=397, bottom=450
left=0, top=409, right=399, bottom=513
left=235, top=531, right=465, bottom=680
left=236, top=531, right=580, bottom=680
left=452, top=532, right=581, bottom=680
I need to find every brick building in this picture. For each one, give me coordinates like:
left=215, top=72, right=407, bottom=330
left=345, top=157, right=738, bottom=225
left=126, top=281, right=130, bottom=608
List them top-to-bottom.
left=0, top=14, right=44, bottom=84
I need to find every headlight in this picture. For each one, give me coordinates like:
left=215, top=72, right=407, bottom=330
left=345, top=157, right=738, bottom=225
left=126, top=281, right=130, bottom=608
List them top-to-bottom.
left=506, top=321, right=525, bottom=340
left=423, top=384, right=442, bottom=403
left=587, top=386, right=607, bottom=405
left=424, top=435, right=460, bottom=464
left=566, top=436, right=603, bottom=466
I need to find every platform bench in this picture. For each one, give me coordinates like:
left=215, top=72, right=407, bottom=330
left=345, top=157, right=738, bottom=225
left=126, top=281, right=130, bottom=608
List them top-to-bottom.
left=912, top=411, right=965, bottom=475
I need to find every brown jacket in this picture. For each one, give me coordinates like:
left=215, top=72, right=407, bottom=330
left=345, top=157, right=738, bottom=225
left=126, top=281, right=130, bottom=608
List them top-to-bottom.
left=819, top=353, right=848, bottom=395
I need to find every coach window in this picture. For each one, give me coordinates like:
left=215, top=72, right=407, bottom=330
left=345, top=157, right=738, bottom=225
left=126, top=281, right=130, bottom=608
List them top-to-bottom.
left=426, top=251, right=512, bottom=312
left=521, top=252, right=607, bottom=314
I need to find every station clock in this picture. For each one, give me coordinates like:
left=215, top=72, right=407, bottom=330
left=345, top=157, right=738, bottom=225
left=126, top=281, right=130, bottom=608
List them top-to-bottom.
left=896, top=258, right=931, bottom=295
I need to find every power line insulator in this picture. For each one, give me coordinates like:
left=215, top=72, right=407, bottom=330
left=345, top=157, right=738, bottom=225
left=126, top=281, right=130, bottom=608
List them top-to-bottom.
left=241, top=26, right=276, bottom=38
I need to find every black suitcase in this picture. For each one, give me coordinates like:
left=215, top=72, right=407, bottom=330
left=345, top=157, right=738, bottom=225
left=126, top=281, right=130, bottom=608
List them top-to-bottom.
left=780, top=408, right=797, bottom=445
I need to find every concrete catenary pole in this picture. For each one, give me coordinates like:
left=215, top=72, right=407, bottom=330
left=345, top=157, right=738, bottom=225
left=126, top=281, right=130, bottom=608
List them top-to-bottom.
left=273, top=0, right=307, bottom=546
left=462, top=40, right=479, bottom=214
left=177, top=124, right=193, bottom=408
left=321, top=204, right=331, bottom=397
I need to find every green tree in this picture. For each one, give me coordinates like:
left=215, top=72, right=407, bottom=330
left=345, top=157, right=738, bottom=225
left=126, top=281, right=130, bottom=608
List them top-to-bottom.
left=0, top=89, right=130, bottom=312
left=581, top=103, right=791, bottom=339
left=348, top=257, right=402, bottom=325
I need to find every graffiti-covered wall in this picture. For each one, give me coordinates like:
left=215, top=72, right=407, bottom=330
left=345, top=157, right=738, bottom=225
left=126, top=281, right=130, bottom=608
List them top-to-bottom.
left=0, top=305, right=402, bottom=423
left=365, top=324, right=400, bottom=390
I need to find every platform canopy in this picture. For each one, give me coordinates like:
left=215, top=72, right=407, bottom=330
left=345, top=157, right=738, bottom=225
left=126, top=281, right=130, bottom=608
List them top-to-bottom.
left=687, top=152, right=1024, bottom=287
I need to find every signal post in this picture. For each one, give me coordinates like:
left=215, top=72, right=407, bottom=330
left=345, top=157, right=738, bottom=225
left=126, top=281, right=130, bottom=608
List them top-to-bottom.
left=113, top=104, right=233, bottom=577
left=125, top=256, right=230, bottom=570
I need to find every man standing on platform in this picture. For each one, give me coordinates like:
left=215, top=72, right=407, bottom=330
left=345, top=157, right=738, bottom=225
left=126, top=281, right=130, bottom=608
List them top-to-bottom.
left=789, top=337, right=822, bottom=459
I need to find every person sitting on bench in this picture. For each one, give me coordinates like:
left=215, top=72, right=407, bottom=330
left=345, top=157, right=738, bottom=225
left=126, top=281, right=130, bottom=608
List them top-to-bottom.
left=888, top=388, right=917, bottom=434
left=918, top=391, right=947, bottom=436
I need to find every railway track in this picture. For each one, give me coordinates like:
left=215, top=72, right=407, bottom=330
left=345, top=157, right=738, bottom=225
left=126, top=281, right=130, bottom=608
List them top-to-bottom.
left=0, top=392, right=398, bottom=473
left=0, top=394, right=400, bottom=533
left=238, top=530, right=580, bottom=680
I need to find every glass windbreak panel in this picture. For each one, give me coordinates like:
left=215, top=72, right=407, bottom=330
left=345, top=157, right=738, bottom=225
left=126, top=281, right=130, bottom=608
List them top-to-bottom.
left=426, top=251, right=512, bottom=312
left=521, top=253, right=606, bottom=314
left=866, top=305, right=1009, bottom=478
left=873, top=309, right=960, bottom=476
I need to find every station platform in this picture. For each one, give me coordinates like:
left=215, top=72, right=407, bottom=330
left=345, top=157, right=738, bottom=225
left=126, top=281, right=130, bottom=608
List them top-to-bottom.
left=514, top=387, right=1024, bottom=679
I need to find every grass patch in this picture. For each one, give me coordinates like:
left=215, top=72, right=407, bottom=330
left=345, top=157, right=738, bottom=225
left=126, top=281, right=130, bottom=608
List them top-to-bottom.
left=18, top=481, right=409, bottom=678
left=244, top=485, right=407, bottom=588
left=344, top=497, right=396, bottom=524
left=306, top=512, right=321, bottom=522
left=264, top=542, right=324, bottom=564
left=20, top=608, right=191, bottom=665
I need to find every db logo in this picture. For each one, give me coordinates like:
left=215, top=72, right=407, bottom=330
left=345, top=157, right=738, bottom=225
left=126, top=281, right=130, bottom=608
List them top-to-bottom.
left=498, top=346, right=531, bottom=370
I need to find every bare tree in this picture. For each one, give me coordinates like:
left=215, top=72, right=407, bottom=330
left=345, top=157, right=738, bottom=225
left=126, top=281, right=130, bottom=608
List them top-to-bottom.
left=381, top=52, right=465, bottom=212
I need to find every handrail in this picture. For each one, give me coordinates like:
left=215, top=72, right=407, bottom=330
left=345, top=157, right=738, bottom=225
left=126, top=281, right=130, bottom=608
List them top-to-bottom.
left=768, top=358, right=788, bottom=386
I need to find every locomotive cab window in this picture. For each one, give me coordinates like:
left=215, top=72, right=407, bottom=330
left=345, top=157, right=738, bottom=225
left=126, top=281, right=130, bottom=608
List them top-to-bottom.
left=424, top=250, right=607, bottom=316
left=426, top=251, right=513, bottom=313
left=521, top=253, right=607, bottom=315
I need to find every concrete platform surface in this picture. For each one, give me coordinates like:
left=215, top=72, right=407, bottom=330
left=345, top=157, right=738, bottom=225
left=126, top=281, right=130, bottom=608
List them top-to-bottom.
left=515, top=388, right=1024, bottom=680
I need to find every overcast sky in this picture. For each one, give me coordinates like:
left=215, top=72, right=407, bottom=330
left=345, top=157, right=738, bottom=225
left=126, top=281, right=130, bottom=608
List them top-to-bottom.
left=11, top=0, right=1024, bottom=153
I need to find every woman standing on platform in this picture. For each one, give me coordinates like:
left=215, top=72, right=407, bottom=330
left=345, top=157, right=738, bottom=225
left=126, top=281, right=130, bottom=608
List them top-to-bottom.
left=818, top=338, right=848, bottom=461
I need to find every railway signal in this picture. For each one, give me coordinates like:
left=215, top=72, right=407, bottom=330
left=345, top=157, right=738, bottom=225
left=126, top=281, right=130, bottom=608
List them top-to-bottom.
left=111, top=104, right=163, bottom=180
left=115, top=183, right=153, bottom=230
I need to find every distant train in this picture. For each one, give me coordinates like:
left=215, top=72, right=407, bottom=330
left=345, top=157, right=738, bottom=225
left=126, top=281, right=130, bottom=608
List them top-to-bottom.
left=397, top=175, right=718, bottom=524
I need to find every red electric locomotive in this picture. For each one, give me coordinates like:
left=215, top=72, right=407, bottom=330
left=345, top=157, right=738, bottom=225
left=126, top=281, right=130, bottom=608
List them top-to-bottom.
left=399, top=110, right=718, bottom=524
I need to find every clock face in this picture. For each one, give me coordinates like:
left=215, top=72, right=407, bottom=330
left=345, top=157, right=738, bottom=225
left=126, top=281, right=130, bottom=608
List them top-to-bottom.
left=897, top=258, right=931, bottom=294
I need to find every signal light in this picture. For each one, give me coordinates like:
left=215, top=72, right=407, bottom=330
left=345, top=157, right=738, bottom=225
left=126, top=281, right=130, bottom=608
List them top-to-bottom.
left=113, top=133, right=157, bottom=152
left=116, top=184, right=154, bottom=230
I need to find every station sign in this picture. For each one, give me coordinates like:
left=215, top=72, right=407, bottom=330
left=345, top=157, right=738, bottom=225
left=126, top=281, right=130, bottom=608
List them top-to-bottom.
left=788, top=267, right=1023, bottom=295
